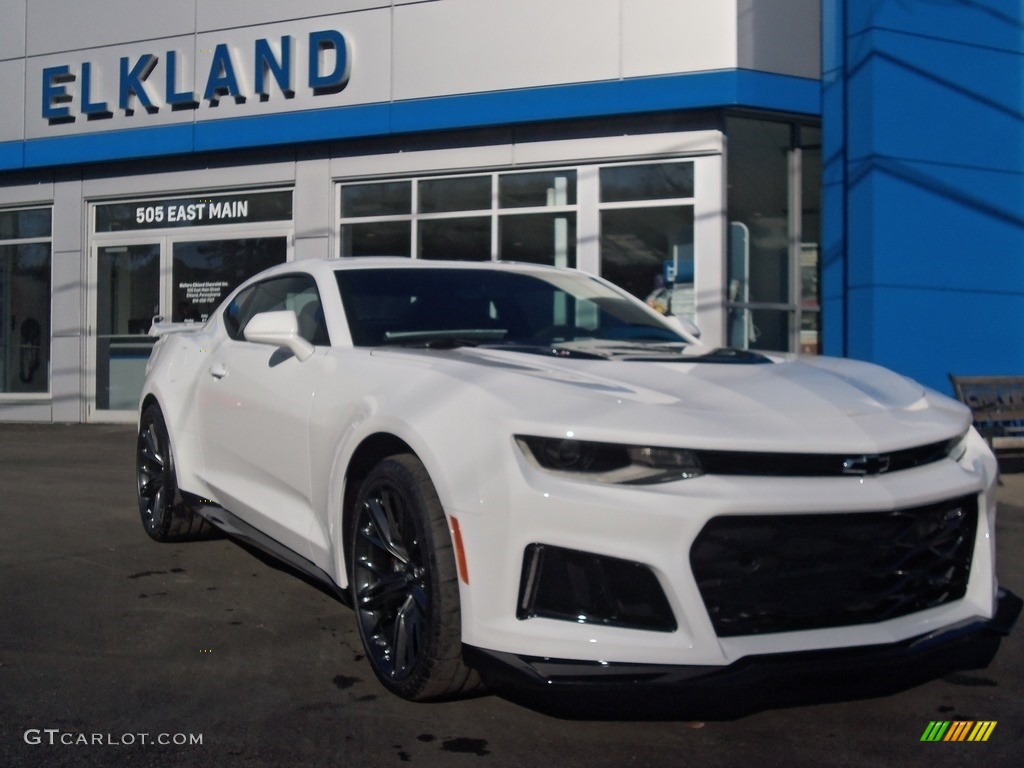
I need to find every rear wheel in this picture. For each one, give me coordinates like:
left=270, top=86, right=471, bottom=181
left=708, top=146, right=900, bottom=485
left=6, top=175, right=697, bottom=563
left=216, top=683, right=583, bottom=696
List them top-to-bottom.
left=136, top=404, right=214, bottom=542
left=350, top=453, right=479, bottom=701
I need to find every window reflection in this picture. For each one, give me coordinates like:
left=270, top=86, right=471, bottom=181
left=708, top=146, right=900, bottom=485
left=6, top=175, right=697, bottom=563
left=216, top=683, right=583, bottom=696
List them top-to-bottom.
left=726, top=117, right=822, bottom=353
left=600, top=162, right=694, bottom=202
left=499, top=171, right=576, bottom=208
left=419, top=176, right=491, bottom=214
left=600, top=207, right=694, bottom=319
left=499, top=213, right=576, bottom=268
left=419, top=218, right=490, bottom=261
left=341, top=221, right=411, bottom=257
left=172, top=238, right=286, bottom=322
left=0, top=240, right=51, bottom=394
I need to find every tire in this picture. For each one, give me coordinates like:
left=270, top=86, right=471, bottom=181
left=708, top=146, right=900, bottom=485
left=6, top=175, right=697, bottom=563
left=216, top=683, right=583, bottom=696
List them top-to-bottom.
left=136, top=404, right=214, bottom=542
left=350, top=453, right=480, bottom=701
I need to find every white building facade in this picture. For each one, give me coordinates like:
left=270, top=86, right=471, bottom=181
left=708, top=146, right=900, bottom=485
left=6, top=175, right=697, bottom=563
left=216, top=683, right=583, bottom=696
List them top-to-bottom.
left=0, top=0, right=821, bottom=422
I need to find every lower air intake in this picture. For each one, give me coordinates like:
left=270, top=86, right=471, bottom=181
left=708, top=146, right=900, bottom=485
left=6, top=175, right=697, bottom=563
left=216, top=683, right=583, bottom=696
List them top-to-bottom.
left=690, top=495, right=977, bottom=637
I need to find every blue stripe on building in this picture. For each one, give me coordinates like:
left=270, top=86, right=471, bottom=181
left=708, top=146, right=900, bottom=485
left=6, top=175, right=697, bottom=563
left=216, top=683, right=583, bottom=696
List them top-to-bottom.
left=5, top=69, right=819, bottom=171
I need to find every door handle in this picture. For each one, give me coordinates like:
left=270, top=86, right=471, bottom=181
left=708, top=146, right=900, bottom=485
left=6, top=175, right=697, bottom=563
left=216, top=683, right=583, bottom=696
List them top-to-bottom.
left=209, top=362, right=228, bottom=379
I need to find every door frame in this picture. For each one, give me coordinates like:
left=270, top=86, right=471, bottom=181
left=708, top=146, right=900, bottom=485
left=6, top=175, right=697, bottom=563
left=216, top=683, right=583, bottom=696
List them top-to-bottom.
left=87, top=223, right=293, bottom=423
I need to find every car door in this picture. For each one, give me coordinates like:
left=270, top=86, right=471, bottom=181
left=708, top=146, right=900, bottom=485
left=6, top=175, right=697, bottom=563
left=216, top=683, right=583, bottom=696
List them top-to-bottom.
left=197, top=273, right=330, bottom=560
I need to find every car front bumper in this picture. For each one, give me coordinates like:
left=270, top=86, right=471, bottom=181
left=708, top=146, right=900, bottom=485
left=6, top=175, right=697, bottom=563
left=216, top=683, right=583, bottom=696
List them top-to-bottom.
left=454, top=433, right=1003, bottom=668
left=464, top=587, right=1021, bottom=696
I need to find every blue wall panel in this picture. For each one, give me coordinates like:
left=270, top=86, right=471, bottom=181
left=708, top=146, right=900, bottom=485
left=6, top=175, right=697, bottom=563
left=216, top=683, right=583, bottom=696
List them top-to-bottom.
left=823, top=0, right=1024, bottom=392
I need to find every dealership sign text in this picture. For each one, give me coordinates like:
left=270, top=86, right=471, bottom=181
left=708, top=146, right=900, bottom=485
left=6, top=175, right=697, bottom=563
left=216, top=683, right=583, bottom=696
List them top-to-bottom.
left=42, top=30, right=349, bottom=123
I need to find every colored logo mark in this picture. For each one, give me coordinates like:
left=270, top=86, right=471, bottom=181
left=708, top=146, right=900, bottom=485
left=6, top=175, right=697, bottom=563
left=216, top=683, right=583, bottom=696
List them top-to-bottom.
left=921, top=721, right=997, bottom=742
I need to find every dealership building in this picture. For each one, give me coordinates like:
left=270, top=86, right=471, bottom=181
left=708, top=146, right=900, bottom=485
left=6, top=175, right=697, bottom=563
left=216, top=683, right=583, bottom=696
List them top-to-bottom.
left=0, top=0, right=1020, bottom=423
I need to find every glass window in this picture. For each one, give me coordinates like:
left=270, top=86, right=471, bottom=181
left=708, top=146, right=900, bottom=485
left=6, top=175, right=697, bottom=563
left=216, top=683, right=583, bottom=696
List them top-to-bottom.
left=726, top=117, right=822, bottom=353
left=800, top=126, right=822, bottom=354
left=336, top=160, right=698, bottom=305
left=598, top=162, right=696, bottom=321
left=600, top=162, right=694, bottom=203
left=338, top=170, right=579, bottom=265
left=499, top=171, right=576, bottom=208
left=419, top=176, right=490, bottom=213
left=340, top=182, right=411, bottom=218
left=600, top=206, right=694, bottom=316
left=0, top=208, right=52, bottom=240
left=499, top=213, right=576, bottom=268
left=419, top=217, right=490, bottom=261
left=340, top=221, right=411, bottom=258
left=0, top=228, right=52, bottom=394
left=172, top=237, right=286, bottom=322
left=95, top=243, right=159, bottom=410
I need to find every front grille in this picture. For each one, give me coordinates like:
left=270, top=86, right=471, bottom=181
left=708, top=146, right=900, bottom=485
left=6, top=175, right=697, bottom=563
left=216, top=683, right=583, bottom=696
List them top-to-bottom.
left=694, top=438, right=955, bottom=477
left=690, top=495, right=977, bottom=637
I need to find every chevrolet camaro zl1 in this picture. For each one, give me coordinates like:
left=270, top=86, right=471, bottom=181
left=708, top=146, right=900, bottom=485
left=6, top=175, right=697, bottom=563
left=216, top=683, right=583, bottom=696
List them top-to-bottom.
left=136, top=258, right=1019, bottom=701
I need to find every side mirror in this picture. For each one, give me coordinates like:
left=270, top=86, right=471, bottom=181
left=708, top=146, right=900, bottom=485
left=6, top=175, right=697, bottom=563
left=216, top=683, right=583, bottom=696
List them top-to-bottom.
left=243, top=310, right=315, bottom=362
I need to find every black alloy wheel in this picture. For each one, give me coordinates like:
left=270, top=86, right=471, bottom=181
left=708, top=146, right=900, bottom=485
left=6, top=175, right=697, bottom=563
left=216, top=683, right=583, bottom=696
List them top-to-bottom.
left=136, top=404, right=212, bottom=542
left=350, top=453, right=479, bottom=701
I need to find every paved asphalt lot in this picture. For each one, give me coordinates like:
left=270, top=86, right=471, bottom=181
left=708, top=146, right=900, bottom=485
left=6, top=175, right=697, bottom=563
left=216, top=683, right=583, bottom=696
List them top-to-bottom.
left=0, top=424, right=1021, bottom=768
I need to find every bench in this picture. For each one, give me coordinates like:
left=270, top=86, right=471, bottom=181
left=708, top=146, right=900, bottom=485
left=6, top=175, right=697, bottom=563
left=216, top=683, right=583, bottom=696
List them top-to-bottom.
left=949, top=375, right=1024, bottom=460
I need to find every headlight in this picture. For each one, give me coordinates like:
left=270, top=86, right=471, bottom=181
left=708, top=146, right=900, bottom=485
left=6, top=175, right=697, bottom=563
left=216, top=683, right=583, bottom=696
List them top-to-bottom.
left=947, top=430, right=970, bottom=464
left=515, top=435, right=703, bottom=484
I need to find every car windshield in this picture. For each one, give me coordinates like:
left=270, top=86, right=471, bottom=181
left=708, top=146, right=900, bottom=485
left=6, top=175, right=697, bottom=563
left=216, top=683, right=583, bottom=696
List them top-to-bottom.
left=334, top=266, right=687, bottom=348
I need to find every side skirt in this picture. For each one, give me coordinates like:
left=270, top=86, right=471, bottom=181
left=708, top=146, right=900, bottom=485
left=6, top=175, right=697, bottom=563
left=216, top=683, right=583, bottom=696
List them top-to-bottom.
left=185, top=493, right=352, bottom=607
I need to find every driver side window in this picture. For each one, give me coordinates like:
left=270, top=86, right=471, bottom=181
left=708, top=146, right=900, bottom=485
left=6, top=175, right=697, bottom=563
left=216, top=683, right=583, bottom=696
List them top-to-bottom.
left=223, top=274, right=330, bottom=346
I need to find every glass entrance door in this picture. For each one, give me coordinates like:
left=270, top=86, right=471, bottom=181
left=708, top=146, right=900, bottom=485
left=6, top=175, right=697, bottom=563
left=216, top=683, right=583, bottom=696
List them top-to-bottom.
left=89, top=235, right=289, bottom=419
left=95, top=243, right=160, bottom=411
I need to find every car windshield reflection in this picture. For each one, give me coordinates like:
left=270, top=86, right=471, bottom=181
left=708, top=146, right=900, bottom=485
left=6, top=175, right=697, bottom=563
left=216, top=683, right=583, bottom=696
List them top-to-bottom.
left=334, top=266, right=686, bottom=349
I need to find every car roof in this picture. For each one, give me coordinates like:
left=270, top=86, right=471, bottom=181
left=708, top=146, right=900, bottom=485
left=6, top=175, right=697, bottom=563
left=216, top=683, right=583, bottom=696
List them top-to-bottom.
left=263, top=257, right=575, bottom=280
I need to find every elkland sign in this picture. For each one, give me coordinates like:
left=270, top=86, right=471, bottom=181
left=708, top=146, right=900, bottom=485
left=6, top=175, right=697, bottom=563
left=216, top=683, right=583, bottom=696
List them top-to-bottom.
left=41, top=30, right=349, bottom=124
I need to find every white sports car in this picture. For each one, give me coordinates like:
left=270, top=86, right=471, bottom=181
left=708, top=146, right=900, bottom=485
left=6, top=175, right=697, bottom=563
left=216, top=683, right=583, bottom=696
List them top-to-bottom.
left=136, top=258, right=1019, bottom=702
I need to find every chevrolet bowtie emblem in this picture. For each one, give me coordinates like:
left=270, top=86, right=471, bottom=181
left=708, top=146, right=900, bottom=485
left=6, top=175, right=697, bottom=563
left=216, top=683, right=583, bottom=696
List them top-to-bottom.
left=842, top=454, right=892, bottom=475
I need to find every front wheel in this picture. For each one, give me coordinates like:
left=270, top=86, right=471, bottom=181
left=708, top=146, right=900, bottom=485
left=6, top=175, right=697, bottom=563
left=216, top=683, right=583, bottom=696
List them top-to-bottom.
left=136, top=404, right=214, bottom=542
left=350, top=454, right=480, bottom=701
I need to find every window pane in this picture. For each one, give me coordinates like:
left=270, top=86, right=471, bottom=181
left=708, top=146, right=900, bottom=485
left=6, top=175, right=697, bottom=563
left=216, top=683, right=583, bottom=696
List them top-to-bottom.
left=726, top=118, right=791, bottom=306
left=801, top=136, right=822, bottom=354
left=600, top=162, right=694, bottom=203
left=499, top=171, right=577, bottom=208
left=419, top=176, right=491, bottom=213
left=340, top=182, right=411, bottom=218
left=600, top=206, right=695, bottom=319
left=0, top=209, right=51, bottom=239
left=499, top=213, right=576, bottom=268
left=419, top=217, right=490, bottom=260
left=341, top=222, right=412, bottom=257
left=171, top=237, right=286, bottom=322
left=1, top=243, right=51, bottom=393
left=95, top=243, right=159, bottom=410
left=97, top=244, right=160, bottom=336
left=733, top=307, right=790, bottom=352
left=801, top=310, right=821, bottom=355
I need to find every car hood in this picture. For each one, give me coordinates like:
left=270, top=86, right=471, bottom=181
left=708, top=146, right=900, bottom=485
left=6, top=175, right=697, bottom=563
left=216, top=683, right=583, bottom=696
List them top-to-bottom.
left=369, top=343, right=971, bottom=453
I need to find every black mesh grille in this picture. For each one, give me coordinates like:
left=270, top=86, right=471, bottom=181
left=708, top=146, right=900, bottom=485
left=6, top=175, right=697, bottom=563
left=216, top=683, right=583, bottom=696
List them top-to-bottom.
left=690, top=495, right=977, bottom=637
